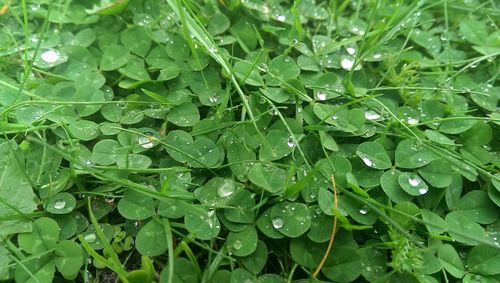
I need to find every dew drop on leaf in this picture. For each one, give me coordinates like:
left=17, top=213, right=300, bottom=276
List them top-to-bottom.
left=276, top=15, right=286, bottom=22
left=41, top=49, right=61, bottom=63
left=340, top=56, right=355, bottom=70
left=316, top=91, right=327, bottom=101
left=365, top=110, right=381, bottom=120
left=138, top=136, right=155, bottom=149
left=287, top=137, right=296, bottom=148
left=361, top=157, right=374, bottom=167
left=408, top=175, right=421, bottom=187
left=217, top=182, right=234, bottom=197
left=418, top=187, right=428, bottom=195
left=53, top=200, right=66, bottom=210
left=359, top=205, right=369, bottom=215
left=271, top=217, right=284, bottom=229
left=84, top=233, right=97, bottom=243
left=232, top=240, right=243, bottom=250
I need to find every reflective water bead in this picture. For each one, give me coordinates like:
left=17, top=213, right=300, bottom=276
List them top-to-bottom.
left=362, top=157, right=374, bottom=167
left=408, top=175, right=421, bottom=187
left=53, top=200, right=66, bottom=209
left=271, top=217, right=284, bottom=229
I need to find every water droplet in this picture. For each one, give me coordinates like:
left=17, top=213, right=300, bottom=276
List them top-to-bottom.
left=276, top=15, right=286, bottom=22
left=349, top=25, right=365, bottom=35
left=346, top=46, right=357, bottom=55
left=41, top=49, right=60, bottom=63
left=372, top=52, right=382, bottom=59
left=340, top=56, right=355, bottom=70
left=316, top=91, right=327, bottom=101
left=208, top=95, right=218, bottom=104
left=268, top=106, right=279, bottom=116
left=365, top=110, right=381, bottom=120
left=331, top=115, right=338, bottom=121
left=406, top=117, right=419, bottom=125
left=138, top=136, right=155, bottom=149
left=287, top=137, right=296, bottom=148
left=362, top=157, right=374, bottom=167
left=408, top=175, right=421, bottom=186
left=217, top=182, right=235, bottom=197
left=419, top=187, right=428, bottom=195
left=53, top=200, right=66, bottom=209
left=359, top=205, right=369, bottom=215
left=207, top=209, right=215, bottom=218
left=272, top=217, right=284, bottom=229
left=84, top=233, right=96, bottom=243
left=232, top=240, right=243, bottom=250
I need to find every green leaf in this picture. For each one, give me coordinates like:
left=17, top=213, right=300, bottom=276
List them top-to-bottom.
left=459, top=19, right=488, bottom=45
left=121, top=26, right=152, bottom=57
left=100, top=44, right=129, bottom=71
left=268, top=55, right=300, bottom=81
left=233, top=61, right=264, bottom=86
left=167, top=102, right=200, bottom=127
left=439, top=116, right=477, bottom=134
left=424, top=129, right=455, bottom=145
left=164, top=130, right=220, bottom=167
left=259, top=130, right=295, bottom=161
left=91, top=139, right=123, bottom=165
left=395, top=139, right=435, bottom=169
left=0, top=141, right=37, bottom=237
left=355, top=142, right=392, bottom=169
left=418, top=159, right=453, bottom=188
left=248, top=163, right=287, bottom=194
left=117, top=190, right=155, bottom=220
left=457, top=191, right=499, bottom=224
left=44, top=192, right=77, bottom=214
left=270, top=202, right=311, bottom=238
left=184, top=209, right=220, bottom=240
left=445, top=211, right=486, bottom=245
left=18, top=217, right=60, bottom=253
left=136, top=219, right=168, bottom=256
left=226, top=226, right=258, bottom=257
left=290, top=237, right=325, bottom=268
left=54, top=240, right=84, bottom=280
left=240, top=240, right=268, bottom=274
left=438, top=244, right=465, bottom=279
left=467, top=244, right=500, bottom=276
left=0, top=246, right=10, bottom=280
left=322, top=246, right=362, bottom=282
left=14, top=255, right=55, bottom=283
left=159, top=257, right=197, bottom=283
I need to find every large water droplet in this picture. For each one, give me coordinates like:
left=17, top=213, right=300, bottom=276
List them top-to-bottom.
left=276, top=15, right=286, bottom=22
left=346, top=46, right=357, bottom=55
left=41, top=49, right=61, bottom=63
left=340, top=56, right=355, bottom=70
left=316, top=91, right=327, bottom=101
left=365, top=110, right=381, bottom=120
left=406, top=117, right=419, bottom=125
left=138, top=136, right=155, bottom=149
left=287, top=137, right=296, bottom=148
left=361, top=157, right=373, bottom=167
left=408, top=175, right=421, bottom=187
left=217, top=182, right=235, bottom=197
left=419, top=187, right=428, bottom=195
left=53, top=200, right=66, bottom=210
left=359, top=205, right=369, bottom=215
left=272, top=217, right=284, bottom=229
left=84, top=233, right=97, bottom=243
left=232, top=240, right=243, bottom=250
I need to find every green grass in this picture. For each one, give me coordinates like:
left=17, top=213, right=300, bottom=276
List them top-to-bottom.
left=0, top=0, right=499, bottom=282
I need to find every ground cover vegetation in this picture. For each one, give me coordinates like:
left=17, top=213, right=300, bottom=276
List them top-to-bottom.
left=0, top=0, right=499, bottom=282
